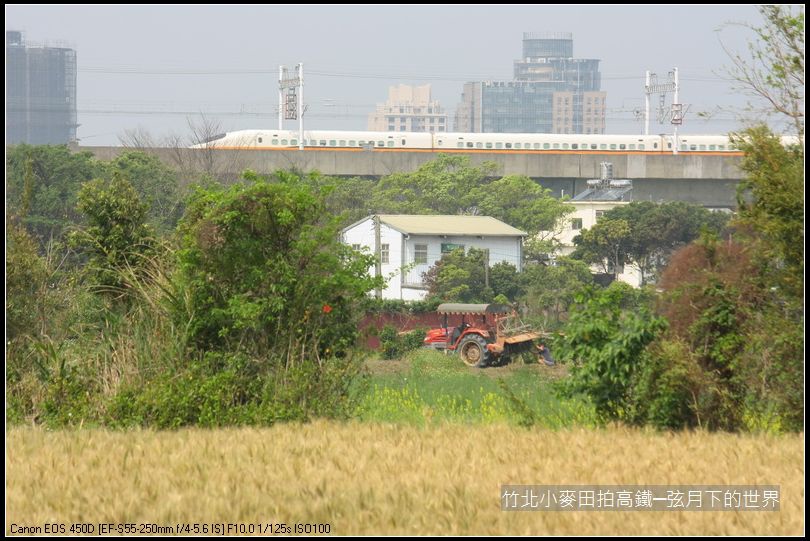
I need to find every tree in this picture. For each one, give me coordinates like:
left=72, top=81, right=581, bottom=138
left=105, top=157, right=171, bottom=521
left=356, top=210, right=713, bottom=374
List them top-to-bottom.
left=723, top=5, right=804, bottom=138
left=732, top=126, right=803, bottom=296
left=6, top=145, right=100, bottom=243
left=106, top=151, right=183, bottom=232
left=372, top=154, right=496, bottom=215
left=176, top=170, right=380, bottom=360
left=71, top=173, right=157, bottom=297
left=475, top=174, right=573, bottom=237
left=600, top=201, right=729, bottom=284
left=572, top=218, right=630, bottom=280
left=6, top=220, right=50, bottom=340
left=422, top=248, right=490, bottom=303
left=521, top=257, right=593, bottom=328
left=558, top=283, right=666, bottom=421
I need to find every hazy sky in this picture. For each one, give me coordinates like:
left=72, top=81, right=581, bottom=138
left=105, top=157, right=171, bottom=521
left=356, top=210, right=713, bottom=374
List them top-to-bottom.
left=6, top=5, right=769, bottom=145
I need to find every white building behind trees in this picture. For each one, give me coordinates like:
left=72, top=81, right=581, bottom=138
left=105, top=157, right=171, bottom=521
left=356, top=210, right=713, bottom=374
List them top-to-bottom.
left=341, top=215, right=526, bottom=300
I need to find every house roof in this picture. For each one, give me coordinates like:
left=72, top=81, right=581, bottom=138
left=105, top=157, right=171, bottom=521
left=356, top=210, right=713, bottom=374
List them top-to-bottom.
left=571, top=186, right=633, bottom=202
left=347, top=214, right=526, bottom=236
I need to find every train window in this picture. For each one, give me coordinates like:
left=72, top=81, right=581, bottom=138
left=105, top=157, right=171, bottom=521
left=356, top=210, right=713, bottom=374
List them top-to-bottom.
left=258, top=137, right=263, bottom=143
left=272, top=139, right=279, bottom=145
left=281, top=139, right=288, bottom=145
left=290, top=139, right=297, bottom=146
left=401, top=139, right=406, bottom=145
left=320, top=140, right=327, bottom=146
left=329, top=140, right=337, bottom=146
left=339, top=140, right=346, bottom=146
left=349, top=140, right=356, bottom=146
left=437, top=140, right=443, bottom=146
left=377, top=141, right=384, bottom=147
left=387, top=141, right=394, bottom=147
left=457, top=142, right=464, bottom=148
left=467, top=142, right=474, bottom=148
left=476, top=142, right=483, bottom=149
left=486, top=142, right=493, bottom=149
left=496, top=142, right=503, bottom=149
left=653, top=142, right=658, bottom=149
left=667, top=142, right=672, bottom=149
left=505, top=143, right=512, bottom=149
left=515, top=143, right=521, bottom=149
left=525, top=143, right=531, bottom=149
left=534, top=143, right=541, bottom=149
left=543, top=143, right=550, bottom=149
left=552, top=143, right=560, bottom=149
left=562, top=143, right=569, bottom=149
left=729, top=143, right=737, bottom=150
left=571, top=144, right=578, bottom=150
left=591, top=144, right=598, bottom=150
left=600, top=144, right=607, bottom=150
left=609, top=144, right=616, bottom=150
left=619, top=144, right=626, bottom=150
left=629, top=144, right=636, bottom=150
left=638, top=144, right=645, bottom=150
left=681, top=144, right=688, bottom=151
left=690, top=145, right=697, bottom=151
left=699, top=145, right=706, bottom=151
left=709, top=145, right=716, bottom=150
left=717, top=145, right=725, bottom=150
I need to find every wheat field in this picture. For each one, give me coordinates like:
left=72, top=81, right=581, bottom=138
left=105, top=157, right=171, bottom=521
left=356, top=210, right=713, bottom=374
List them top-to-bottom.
left=6, top=423, right=804, bottom=535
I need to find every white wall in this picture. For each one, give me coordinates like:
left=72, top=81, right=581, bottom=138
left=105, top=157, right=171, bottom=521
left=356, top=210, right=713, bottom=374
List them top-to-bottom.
left=342, top=217, right=406, bottom=299
left=342, top=218, right=524, bottom=300
left=401, top=235, right=522, bottom=291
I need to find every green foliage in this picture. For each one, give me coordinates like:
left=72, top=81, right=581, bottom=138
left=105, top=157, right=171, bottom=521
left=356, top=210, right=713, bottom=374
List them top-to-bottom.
left=733, top=126, right=804, bottom=296
left=6, top=145, right=100, bottom=243
left=106, top=151, right=183, bottom=232
left=372, top=154, right=495, bottom=215
left=177, top=170, right=380, bottom=360
left=70, top=173, right=158, bottom=298
left=475, top=174, right=573, bottom=235
left=603, top=202, right=729, bottom=284
left=572, top=218, right=630, bottom=279
left=6, top=221, right=50, bottom=340
left=653, top=236, right=803, bottom=431
left=422, top=249, right=524, bottom=303
left=521, top=257, right=593, bottom=328
left=558, top=283, right=666, bottom=421
left=379, top=325, right=427, bottom=360
left=629, top=339, right=704, bottom=430
left=355, top=350, right=597, bottom=427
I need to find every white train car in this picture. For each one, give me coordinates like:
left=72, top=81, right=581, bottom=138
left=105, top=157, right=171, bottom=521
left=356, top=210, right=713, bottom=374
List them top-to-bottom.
left=190, top=129, right=798, bottom=154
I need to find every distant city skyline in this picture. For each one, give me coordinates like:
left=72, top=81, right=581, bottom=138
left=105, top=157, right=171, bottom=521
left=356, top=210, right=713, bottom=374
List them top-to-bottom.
left=6, top=5, right=772, bottom=145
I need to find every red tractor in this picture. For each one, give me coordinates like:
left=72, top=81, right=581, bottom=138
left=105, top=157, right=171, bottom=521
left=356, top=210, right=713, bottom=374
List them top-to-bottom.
left=423, top=303, right=554, bottom=368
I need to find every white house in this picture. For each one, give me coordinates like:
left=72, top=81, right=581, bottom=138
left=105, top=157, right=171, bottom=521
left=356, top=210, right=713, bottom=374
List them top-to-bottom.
left=545, top=175, right=643, bottom=287
left=341, top=215, right=526, bottom=301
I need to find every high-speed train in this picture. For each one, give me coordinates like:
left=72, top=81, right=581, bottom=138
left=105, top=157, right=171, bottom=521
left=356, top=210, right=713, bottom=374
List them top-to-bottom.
left=191, top=129, right=793, bottom=154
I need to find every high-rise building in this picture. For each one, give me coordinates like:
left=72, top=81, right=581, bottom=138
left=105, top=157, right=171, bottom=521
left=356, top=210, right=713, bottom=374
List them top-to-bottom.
left=6, top=30, right=78, bottom=145
left=454, top=33, right=606, bottom=134
left=368, top=84, right=448, bottom=132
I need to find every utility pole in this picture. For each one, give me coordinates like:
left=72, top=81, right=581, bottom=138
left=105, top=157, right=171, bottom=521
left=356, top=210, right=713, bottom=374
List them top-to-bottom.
left=279, top=63, right=305, bottom=149
left=297, top=63, right=304, bottom=150
left=278, top=65, right=283, bottom=131
left=643, top=67, right=686, bottom=154
left=644, top=70, right=650, bottom=135
left=373, top=214, right=382, bottom=300
left=483, top=248, right=490, bottom=289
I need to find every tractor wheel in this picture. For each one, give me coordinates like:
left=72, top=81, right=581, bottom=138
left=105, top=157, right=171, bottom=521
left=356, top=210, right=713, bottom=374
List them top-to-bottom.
left=458, top=334, right=491, bottom=368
